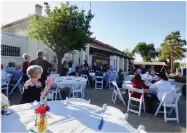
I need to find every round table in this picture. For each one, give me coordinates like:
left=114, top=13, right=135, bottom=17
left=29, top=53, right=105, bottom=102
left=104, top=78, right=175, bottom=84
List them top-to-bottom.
left=2, top=101, right=141, bottom=133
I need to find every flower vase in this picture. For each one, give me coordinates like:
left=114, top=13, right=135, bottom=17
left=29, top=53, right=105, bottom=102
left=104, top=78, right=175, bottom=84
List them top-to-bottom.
left=36, top=114, right=48, bottom=133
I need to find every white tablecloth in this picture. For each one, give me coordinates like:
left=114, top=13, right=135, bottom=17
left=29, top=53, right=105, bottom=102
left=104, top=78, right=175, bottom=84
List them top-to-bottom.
left=122, top=81, right=132, bottom=90
left=2, top=101, right=138, bottom=133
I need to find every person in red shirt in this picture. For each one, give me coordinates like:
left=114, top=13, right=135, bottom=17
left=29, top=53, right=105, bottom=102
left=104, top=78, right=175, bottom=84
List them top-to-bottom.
left=22, top=53, right=31, bottom=83
left=131, top=74, right=148, bottom=99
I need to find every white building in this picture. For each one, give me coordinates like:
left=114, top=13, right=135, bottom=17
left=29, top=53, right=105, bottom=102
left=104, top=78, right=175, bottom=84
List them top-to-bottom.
left=1, top=4, right=130, bottom=72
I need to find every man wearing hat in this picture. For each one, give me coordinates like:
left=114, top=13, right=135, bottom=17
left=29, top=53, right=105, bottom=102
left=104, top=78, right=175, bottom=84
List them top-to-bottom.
left=145, top=72, right=174, bottom=113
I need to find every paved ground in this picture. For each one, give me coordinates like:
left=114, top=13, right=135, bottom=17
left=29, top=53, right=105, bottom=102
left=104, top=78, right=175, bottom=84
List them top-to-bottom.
left=9, top=87, right=186, bottom=133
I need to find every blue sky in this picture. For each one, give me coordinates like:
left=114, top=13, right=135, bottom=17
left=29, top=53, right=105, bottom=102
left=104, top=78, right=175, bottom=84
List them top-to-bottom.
left=1, top=1, right=186, bottom=62
left=49, top=1, right=186, bottom=61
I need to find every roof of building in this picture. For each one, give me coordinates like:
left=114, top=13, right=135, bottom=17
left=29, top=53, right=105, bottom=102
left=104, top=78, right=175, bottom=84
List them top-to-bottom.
left=1, top=16, right=30, bottom=29
left=93, top=40, right=121, bottom=52
left=134, top=62, right=167, bottom=66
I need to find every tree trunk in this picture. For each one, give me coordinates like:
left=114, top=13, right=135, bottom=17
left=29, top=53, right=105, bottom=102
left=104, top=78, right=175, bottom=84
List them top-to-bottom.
left=57, top=54, right=63, bottom=74
left=170, top=57, right=174, bottom=74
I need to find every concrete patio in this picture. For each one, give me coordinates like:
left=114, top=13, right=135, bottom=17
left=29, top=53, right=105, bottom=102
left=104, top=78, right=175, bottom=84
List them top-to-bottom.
left=8, top=87, right=186, bottom=133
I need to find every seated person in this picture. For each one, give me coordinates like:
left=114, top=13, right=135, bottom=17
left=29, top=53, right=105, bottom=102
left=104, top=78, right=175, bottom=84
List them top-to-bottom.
left=5, top=63, right=15, bottom=74
left=1, top=64, right=8, bottom=88
left=8, top=65, right=23, bottom=93
left=10, top=65, right=23, bottom=84
left=20, top=65, right=55, bottom=104
left=77, top=65, right=84, bottom=76
left=104, top=67, right=116, bottom=81
left=116, top=71, right=124, bottom=88
left=146, top=72, right=174, bottom=113
left=131, top=74, right=148, bottom=99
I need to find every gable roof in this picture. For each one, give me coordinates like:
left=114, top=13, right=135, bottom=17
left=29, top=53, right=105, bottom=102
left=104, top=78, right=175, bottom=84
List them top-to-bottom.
left=1, top=16, right=30, bottom=29
left=93, top=39, right=121, bottom=52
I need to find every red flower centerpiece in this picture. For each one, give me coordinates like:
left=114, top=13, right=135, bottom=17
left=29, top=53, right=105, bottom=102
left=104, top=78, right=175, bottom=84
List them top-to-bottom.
left=35, top=105, right=48, bottom=133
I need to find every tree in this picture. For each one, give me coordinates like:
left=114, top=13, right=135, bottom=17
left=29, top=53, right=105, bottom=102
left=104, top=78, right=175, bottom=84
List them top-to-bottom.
left=28, top=2, right=94, bottom=73
left=159, top=31, right=186, bottom=73
left=132, top=42, right=157, bottom=62
left=123, top=48, right=134, bottom=58
left=174, top=62, right=180, bottom=68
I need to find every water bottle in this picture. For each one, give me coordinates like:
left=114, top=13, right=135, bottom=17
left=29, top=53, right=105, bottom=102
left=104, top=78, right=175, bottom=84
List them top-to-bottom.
left=32, top=100, right=38, bottom=110
left=98, top=118, right=104, bottom=130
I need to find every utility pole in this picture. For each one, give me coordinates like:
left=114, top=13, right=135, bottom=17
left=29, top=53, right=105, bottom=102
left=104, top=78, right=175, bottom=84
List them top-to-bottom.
left=90, top=1, right=92, bottom=12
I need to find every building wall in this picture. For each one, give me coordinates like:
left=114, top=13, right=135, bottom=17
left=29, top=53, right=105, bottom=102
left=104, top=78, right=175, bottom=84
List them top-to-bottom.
left=1, top=33, right=54, bottom=66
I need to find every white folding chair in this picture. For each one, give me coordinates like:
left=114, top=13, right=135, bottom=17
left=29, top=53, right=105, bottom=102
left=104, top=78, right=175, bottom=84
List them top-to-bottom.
left=121, top=72, right=127, bottom=80
left=81, top=74, right=90, bottom=87
left=9, top=76, right=23, bottom=96
left=95, top=76, right=103, bottom=90
left=106, top=77, right=116, bottom=89
left=1, top=78, right=11, bottom=98
left=112, top=81, right=126, bottom=106
left=49, top=82, right=63, bottom=101
left=70, top=83, right=83, bottom=98
left=49, top=86, right=62, bottom=101
left=127, top=87, right=145, bottom=116
left=154, top=92, right=181, bottom=123
left=66, top=97, right=91, bottom=104
left=124, top=113, right=129, bottom=121
left=137, top=125, right=146, bottom=133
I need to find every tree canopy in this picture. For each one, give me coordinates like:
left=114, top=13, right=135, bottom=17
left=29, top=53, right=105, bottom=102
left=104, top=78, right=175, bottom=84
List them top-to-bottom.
left=28, top=2, right=94, bottom=73
left=159, top=31, right=186, bottom=73
left=132, top=42, right=157, bottom=62
left=123, top=48, right=134, bottom=58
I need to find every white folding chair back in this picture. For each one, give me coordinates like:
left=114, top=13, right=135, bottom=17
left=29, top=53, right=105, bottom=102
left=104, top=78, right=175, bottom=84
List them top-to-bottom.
left=121, top=72, right=127, bottom=80
left=81, top=74, right=90, bottom=87
left=9, top=76, right=23, bottom=95
left=95, top=76, right=103, bottom=90
left=1, top=78, right=11, bottom=98
left=112, top=81, right=126, bottom=106
left=50, top=82, right=63, bottom=101
left=70, top=83, right=83, bottom=98
left=127, top=86, right=145, bottom=116
left=50, top=87, right=62, bottom=101
left=154, top=92, right=181, bottom=123
left=66, top=97, right=91, bottom=104
left=124, top=113, right=129, bottom=121
left=137, top=125, right=146, bottom=133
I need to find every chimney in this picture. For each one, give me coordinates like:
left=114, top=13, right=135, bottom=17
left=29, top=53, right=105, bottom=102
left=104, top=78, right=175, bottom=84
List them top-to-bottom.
left=35, top=4, right=43, bottom=16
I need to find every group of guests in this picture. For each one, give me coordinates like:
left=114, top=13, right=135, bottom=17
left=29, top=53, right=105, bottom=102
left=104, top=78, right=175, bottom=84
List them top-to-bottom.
left=1, top=50, right=54, bottom=103
left=1, top=64, right=23, bottom=92
left=130, top=71, right=176, bottom=113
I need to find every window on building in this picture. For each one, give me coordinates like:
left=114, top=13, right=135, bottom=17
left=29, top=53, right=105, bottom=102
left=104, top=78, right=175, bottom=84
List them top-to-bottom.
left=1, top=45, right=20, bottom=57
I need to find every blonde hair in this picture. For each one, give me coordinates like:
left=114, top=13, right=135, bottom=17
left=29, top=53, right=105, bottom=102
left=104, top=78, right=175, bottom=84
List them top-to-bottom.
left=22, top=53, right=30, bottom=60
left=27, top=65, right=43, bottom=78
